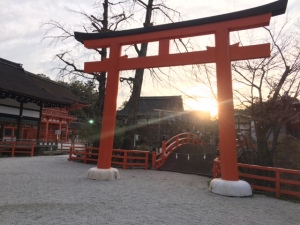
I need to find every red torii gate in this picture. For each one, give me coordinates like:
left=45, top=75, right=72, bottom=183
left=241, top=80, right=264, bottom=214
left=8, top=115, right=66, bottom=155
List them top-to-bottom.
left=75, top=0, right=287, bottom=196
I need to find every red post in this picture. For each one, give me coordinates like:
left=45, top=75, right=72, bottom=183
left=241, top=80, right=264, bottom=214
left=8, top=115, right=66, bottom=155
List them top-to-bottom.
left=215, top=28, right=239, bottom=181
left=96, top=42, right=121, bottom=169
left=45, top=120, right=49, bottom=142
left=58, top=122, right=62, bottom=142
left=65, top=123, right=69, bottom=142
left=162, top=141, right=166, bottom=163
left=68, top=145, right=73, bottom=161
left=84, top=147, right=87, bottom=164
left=145, top=152, right=148, bottom=170
left=275, top=170, right=280, bottom=198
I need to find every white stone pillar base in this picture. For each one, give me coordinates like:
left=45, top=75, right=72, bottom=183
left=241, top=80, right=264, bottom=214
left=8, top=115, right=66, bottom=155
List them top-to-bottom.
left=87, top=167, right=120, bottom=181
left=209, top=178, right=252, bottom=197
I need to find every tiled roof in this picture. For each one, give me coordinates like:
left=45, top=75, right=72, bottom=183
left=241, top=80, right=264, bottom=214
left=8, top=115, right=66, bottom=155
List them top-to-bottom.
left=0, top=58, right=87, bottom=107
left=117, top=96, right=184, bottom=118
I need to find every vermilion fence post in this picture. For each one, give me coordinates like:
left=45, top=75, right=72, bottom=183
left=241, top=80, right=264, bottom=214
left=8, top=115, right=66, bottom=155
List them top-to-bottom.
left=162, top=141, right=166, bottom=163
left=68, top=146, right=73, bottom=161
left=84, top=147, right=87, bottom=164
left=145, top=152, right=149, bottom=170
left=276, top=170, right=280, bottom=198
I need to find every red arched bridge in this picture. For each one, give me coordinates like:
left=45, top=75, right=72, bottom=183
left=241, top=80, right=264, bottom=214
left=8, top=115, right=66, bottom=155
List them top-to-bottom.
left=68, top=132, right=215, bottom=174
left=152, top=132, right=216, bottom=176
left=153, top=132, right=204, bottom=168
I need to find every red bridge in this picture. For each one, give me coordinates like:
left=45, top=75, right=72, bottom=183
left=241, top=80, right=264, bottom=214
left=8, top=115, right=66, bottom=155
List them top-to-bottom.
left=152, top=133, right=216, bottom=176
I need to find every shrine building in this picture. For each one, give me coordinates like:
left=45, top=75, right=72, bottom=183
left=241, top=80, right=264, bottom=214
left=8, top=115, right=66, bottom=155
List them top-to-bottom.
left=0, top=58, right=88, bottom=143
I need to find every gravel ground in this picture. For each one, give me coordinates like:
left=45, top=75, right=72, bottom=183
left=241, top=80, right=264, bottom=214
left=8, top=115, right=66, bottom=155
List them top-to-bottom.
left=0, top=155, right=299, bottom=225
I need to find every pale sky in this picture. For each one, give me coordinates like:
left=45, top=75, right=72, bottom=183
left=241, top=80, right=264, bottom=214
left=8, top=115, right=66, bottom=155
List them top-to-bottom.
left=1, top=0, right=299, bottom=116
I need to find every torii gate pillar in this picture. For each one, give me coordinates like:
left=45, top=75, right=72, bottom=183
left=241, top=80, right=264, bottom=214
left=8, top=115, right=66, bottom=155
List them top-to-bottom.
left=74, top=0, right=287, bottom=196
left=209, top=28, right=251, bottom=196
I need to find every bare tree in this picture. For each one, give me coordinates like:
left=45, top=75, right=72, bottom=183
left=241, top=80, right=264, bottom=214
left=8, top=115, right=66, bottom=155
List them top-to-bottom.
left=43, top=0, right=134, bottom=120
left=122, top=0, right=197, bottom=149
left=231, top=15, right=300, bottom=166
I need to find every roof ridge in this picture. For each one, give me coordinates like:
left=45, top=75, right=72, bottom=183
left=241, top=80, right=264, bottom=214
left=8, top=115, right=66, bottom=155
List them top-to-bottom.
left=0, top=58, right=23, bottom=70
left=25, top=71, right=69, bottom=88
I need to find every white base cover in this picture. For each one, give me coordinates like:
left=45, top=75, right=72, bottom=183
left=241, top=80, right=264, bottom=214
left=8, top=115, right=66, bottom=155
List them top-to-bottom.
left=87, top=167, right=120, bottom=181
left=209, top=178, right=252, bottom=197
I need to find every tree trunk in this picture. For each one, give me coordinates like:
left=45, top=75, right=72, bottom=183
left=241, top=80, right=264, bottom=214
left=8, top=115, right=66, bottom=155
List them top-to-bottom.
left=95, top=0, right=108, bottom=120
left=124, top=0, right=153, bottom=149
left=96, top=72, right=106, bottom=119
left=255, top=124, right=273, bottom=167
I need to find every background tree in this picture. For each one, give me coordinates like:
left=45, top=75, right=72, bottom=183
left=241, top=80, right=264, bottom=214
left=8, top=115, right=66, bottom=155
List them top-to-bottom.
left=43, top=0, right=134, bottom=120
left=43, top=0, right=182, bottom=149
left=123, top=0, right=180, bottom=149
left=231, top=15, right=300, bottom=167
left=68, top=80, right=99, bottom=123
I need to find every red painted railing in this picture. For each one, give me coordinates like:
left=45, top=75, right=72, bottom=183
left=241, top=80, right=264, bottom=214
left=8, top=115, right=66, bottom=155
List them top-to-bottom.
left=152, top=132, right=202, bottom=169
left=0, top=141, right=35, bottom=157
left=68, top=146, right=149, bottom=170
left=212, top=158, right=300, bottom=198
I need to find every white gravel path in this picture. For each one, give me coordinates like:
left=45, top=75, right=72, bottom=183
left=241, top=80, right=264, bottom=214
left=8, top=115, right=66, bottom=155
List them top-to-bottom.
left=0, top=155, right=299, bottom=225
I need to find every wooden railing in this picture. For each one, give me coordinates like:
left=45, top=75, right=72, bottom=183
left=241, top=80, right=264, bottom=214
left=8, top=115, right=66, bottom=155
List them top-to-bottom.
left=153, top=132, right=202, bottom=169
left=0, top=141, right=35, bottom=157
left=60, top=142, right=85, bottom=150
left=68, top=146, right=149, bottom=170
left=212, top=158, right=300, bottom=198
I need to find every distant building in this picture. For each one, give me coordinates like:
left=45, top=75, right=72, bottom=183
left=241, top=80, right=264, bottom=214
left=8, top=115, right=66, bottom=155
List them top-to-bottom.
left=117, top=96, right=211, bottom=147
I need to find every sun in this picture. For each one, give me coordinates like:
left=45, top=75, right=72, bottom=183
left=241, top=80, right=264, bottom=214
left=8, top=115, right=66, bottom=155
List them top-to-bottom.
left=184, top=97, right=218, bottom=118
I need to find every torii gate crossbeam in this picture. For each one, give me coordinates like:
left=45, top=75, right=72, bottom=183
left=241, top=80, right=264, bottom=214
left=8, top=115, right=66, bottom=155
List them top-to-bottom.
left=75, top=0, right=288, bottom=196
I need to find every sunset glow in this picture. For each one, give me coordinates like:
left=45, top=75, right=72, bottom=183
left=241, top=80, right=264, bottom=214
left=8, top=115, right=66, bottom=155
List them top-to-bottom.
left=184, top=97, right=218, bottom=118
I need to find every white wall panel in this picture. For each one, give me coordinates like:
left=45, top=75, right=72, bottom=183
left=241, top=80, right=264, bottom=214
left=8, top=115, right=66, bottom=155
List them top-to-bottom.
left=0, top=105, right=19, bottom=115
left=22, top=109, right=39, bottom=118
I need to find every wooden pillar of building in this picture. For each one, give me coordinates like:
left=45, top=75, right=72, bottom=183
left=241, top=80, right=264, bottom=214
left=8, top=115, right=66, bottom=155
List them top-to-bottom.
left=16, top=102, right=24, bottom=140
left=36, top=106, right=43, bottom=142
left=45, top=119, right=49, bottom=142
left=58, top=121, right=62, bottom=142
left=65, top=123, right=69, bottom=142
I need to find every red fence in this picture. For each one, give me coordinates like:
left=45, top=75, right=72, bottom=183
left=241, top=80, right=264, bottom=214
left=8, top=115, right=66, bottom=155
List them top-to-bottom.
left=153, top=132, right=202, bottom=169
left=0, top=141, right=35, bottom=157
left=68, top=146, right=149, bottom=170
left=212, top=158, right=300, bottom=198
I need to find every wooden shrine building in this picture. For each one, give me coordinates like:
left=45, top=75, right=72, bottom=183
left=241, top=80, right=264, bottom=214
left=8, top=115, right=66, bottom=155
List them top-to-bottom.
left=0, top=58, right=88, bottom=142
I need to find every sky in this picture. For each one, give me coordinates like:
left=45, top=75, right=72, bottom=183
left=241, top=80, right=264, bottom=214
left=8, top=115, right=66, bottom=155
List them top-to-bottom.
left=1, top=0, right=299, bottom=117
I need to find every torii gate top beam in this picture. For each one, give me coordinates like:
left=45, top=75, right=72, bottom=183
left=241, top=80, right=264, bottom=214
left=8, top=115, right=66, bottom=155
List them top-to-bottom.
left=74, top=0, right=287, bottom=74
left=75, top=0, right=287, bottom=47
